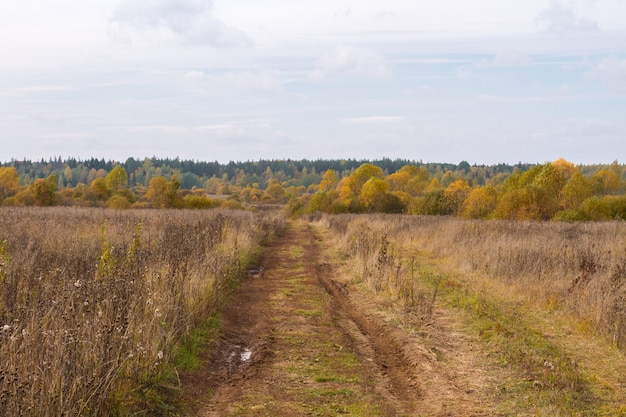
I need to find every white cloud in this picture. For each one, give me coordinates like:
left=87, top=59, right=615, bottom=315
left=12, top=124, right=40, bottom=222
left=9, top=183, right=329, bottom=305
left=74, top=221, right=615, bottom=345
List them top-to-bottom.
left=110, top=0, right=250, bottom=47
left=536, top=1, right=600, bottom=34
left=375, top=11, right=396, bottom=19
left=310, top=45, right=391, bottom=81
left=492, top=49, right=532, bottom=66
left=586, top=56, right=626, bottom=86
left=180, top=70, right=283, bottom=93
left=476, top=93, right=574, bottom=104
left=342, top=116, right=405, bottom=124
left=561, top=117, right=624, bottom=141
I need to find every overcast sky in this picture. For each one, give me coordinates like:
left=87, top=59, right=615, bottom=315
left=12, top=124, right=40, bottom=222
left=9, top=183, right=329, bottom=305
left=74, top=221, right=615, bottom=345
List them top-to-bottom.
left=1, top=0, right=625, bottom=164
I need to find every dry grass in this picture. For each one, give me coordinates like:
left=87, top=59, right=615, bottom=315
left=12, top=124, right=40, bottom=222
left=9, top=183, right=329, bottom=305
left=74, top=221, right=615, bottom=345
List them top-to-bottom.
left=0, top=207, right=284, bottom=416
left=313, top=213, right=626, bottom=415
left=321, top=214, right=626, bottom=349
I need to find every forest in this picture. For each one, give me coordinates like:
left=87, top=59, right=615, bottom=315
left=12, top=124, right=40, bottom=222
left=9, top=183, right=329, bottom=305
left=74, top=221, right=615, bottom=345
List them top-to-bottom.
left=1, top=157, right=625, bottom=221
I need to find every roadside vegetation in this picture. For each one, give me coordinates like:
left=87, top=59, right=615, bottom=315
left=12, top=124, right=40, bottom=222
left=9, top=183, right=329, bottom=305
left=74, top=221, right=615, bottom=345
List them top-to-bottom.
left=0, top=207, right=284, bottom=416
left=315, top=213, right=626, bottom=415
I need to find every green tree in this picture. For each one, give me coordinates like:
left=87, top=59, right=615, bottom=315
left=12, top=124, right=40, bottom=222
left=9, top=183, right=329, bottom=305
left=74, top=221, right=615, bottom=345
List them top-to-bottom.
left=533, top=163, right=567, bottom=198
left=105, top=165, right=128, bottom=191
left=561, top=172, right=594, bottom=210
left=412, top=189, right=449, bottom=215
left=308, top=191, right=333, bottom=213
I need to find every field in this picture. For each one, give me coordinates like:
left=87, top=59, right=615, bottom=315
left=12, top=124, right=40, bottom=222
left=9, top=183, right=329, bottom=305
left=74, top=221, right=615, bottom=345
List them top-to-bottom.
left=0, top=207, right=284, bottom=416
left=1, top=208, right=626, bottom=416
left=315, top=214, right=626, bottom=415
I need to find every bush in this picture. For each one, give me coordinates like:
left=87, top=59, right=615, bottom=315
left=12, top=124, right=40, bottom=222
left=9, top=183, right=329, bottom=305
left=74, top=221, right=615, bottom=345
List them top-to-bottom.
left=107, top=194, right=131, bottom=209
left=183, top=194, right=221, bottom=209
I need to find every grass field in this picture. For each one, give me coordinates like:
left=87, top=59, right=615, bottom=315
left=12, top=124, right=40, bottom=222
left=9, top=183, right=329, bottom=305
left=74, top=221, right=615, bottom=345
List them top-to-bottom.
left=0, top=207, right=284, bottom=416
left=2, top=208, right=626, bottom=416
left=316, top=213, right=626, bottom=415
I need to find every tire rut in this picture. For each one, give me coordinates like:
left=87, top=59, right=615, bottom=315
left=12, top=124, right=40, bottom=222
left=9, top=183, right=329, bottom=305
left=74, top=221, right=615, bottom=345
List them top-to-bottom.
left=188, top=221, right=493, bottom=416
left=317, top=265, right=424, bottom=415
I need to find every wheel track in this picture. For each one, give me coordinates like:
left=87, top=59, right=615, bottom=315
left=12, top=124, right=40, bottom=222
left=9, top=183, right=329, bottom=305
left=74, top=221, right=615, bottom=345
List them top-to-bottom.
left=187, top=221, right=497, bottom=416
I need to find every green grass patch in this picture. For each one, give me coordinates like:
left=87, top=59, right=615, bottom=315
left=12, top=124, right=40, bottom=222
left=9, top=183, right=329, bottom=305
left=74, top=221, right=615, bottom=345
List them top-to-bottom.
left=414, top=264, right=597, bottom=415
left=296, top=308, right=323, bottom=318
left=173, top=313, right=222, bottom=370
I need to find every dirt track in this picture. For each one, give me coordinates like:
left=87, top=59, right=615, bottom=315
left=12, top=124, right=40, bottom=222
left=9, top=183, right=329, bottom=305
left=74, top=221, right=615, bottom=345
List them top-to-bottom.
left=182, top=222, right=501, bottom=416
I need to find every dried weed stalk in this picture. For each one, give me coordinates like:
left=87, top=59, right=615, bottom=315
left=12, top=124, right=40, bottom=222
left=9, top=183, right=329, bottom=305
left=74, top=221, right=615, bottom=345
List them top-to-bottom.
left=0, top=207, right=284, bottom=416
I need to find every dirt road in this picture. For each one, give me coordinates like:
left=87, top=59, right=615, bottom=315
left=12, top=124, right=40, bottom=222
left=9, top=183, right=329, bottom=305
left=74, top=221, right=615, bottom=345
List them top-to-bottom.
left=181, top=222, right=500, bottom=416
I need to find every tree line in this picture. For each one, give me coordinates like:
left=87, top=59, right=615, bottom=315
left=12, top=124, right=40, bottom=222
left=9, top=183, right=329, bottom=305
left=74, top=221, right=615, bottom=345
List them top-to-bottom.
left=1, top=157, right=624, bottom=220
left=2, top=157, right=525, bottom=189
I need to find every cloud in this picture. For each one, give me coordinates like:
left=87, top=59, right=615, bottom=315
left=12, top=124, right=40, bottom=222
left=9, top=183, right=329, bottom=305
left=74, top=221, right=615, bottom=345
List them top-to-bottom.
left=110, top=0, right=250, bottom=47
left=536, top=1, right=599, bottom=34
left=333, top=7, right=351, bottom=18
left=375, top=11, right=396, bottom=19
left=310, top=45, right=391, bottom=81
left=492, top=49, right=532, bottom=67
left=586, top=56, right=626, bottom=86
left=456, top=65, right=474, bottom=79
left=180, top=70, right=283, bottom=93
left=476, top=93, right=573, bottom=104
left=342, top=116, right=405, bottom=124
left=556, top=117, right=624, bottom=144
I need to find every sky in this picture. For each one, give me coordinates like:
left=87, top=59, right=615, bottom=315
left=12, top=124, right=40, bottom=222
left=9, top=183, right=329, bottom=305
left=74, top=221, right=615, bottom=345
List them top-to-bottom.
left=1, top=0, right=625, bottom=165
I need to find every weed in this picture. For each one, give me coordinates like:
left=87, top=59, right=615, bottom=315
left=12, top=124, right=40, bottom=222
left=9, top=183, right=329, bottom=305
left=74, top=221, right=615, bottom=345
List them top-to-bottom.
left=0, top=207, right=285, bottom=416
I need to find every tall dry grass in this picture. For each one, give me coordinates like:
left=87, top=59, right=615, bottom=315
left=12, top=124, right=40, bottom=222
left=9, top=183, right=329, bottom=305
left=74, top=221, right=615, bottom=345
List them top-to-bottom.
left=0, top=207, right=284, bottom=416
left=319, top=214, right=626, bottom=348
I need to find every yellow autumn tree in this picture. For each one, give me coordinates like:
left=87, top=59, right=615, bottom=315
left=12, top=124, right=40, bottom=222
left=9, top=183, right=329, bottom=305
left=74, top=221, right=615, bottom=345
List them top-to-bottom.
left=338, top=163, right=384, bottom=211
left=386, top=165, right=429, bottom=196
left=0, top=167, right=21, bottom=203
left=318, top=169, right=339, bottom=192
left=593, top=169, right=620, bottom=195
left=32, top=174, right=58, bottom=206
left=146, top=176, right=181, bottom=208
left=358, top=177, right=405, bottom=213
left=359, top=177, right=389, bottom=212
left=90, top=178, right=110, bottom=202
left=443, top=179, right=471, bottom=215
left=263, top=180, right=288, bottom=203
left=461, top=186, right=497, bottom=219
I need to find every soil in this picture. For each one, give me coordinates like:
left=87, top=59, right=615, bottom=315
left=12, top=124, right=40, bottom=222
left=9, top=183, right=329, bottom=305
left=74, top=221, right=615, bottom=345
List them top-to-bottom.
left=179, top=222, right=505, bottom=416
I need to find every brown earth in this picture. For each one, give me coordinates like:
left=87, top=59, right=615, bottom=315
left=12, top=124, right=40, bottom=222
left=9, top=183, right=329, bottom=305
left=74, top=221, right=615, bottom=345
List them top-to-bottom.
left=180, top=222, right=506, bottom=416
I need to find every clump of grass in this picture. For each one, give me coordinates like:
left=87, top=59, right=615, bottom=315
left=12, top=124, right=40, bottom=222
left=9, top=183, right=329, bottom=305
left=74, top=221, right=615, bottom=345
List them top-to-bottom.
left=0, top=207, right=284, bottom=416
left=340, top=220, right=437, bottom=322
